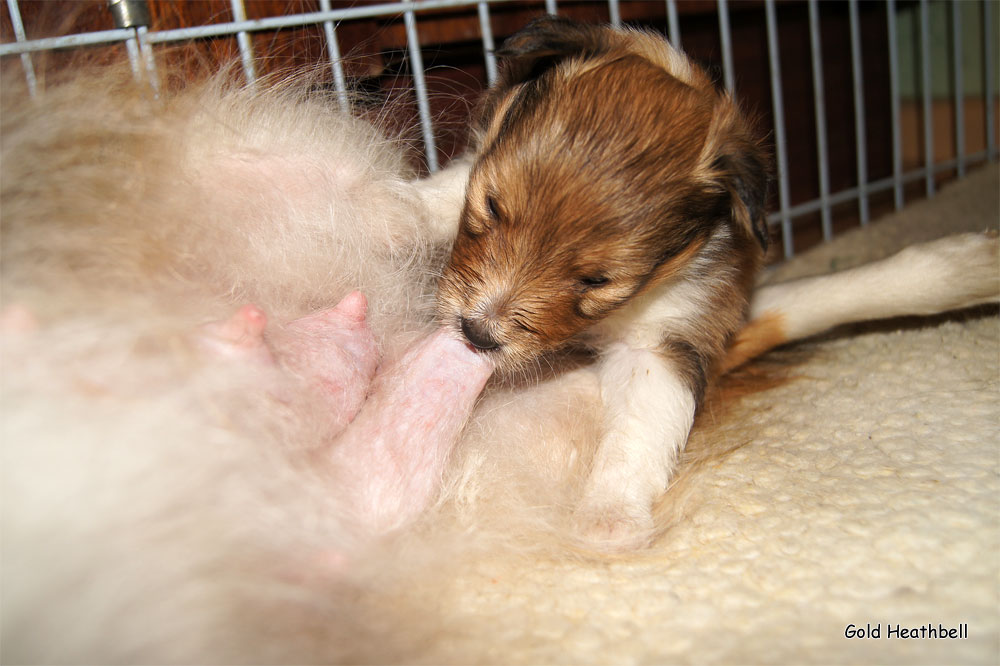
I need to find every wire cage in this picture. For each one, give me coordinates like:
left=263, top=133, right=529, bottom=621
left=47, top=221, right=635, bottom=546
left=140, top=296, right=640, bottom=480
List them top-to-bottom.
left=2, top=0, right=997, bottom=258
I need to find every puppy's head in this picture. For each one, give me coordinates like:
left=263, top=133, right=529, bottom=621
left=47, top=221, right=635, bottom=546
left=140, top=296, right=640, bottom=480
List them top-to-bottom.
left=437, top=17, right=768, bottom=371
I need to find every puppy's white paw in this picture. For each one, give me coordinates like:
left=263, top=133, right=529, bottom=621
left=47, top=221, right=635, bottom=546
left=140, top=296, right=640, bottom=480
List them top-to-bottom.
left=573, top=500, right=656, bottom=552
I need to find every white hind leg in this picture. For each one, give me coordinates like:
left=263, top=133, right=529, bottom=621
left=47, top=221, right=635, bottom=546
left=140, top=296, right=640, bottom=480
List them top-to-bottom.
left=723, top=232, right=999, bottom=372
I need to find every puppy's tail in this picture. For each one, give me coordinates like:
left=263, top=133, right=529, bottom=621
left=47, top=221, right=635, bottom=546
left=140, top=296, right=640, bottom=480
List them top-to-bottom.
left=720, top=231, right=1000, bottom=374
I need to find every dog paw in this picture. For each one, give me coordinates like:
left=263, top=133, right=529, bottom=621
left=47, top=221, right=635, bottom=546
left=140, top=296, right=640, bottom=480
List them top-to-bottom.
left=893, top=232, right=999, bottom=312
left=572, top=502, right=656, bottom=553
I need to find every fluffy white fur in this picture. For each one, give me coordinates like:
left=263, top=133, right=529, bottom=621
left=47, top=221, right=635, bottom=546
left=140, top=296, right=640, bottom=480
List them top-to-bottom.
left=2, top=64, right=997, bottom=664
left=0, top=68, right=469, bottom=663
left=750, top=232, right=1000, bottom=340
left=576, top=343, right=696, bottom=548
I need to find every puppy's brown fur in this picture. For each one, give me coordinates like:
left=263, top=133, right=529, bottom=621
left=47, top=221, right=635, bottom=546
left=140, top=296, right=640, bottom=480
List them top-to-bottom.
left=437, top=18, right=769, bottom=548
left=439, top=19, right=768, bottom=380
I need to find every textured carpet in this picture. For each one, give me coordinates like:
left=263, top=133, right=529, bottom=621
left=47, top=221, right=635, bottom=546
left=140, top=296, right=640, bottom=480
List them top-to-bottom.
left=430, top=165, right=1000, bottom=665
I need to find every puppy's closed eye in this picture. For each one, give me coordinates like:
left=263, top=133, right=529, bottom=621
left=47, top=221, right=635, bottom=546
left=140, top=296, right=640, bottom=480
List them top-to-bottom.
left=485, top=194, right=501, bottom=221
left=578, top=275, right=610, bottom=290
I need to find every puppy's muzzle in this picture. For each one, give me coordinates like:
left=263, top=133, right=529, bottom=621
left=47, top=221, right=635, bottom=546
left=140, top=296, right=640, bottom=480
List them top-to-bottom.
left=460, top=316, right=501, bottom=351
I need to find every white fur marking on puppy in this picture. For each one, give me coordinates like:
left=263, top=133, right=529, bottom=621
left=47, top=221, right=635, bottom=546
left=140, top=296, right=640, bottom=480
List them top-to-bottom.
left=593, top=227, right=736, bottom=347
left=752, top=232, right=1000, bottom=342
left=595, top=277, right=711, bottom=348
left=577, top=342, right=696, bottom=550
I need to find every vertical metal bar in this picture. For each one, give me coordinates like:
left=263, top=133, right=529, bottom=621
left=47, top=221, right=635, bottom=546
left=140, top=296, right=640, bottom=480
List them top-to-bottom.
left=5, top=0, right=37, bottom=97
left=230, top=0, right=257, bottom=85
left=319, top=0, right=351, bottom=114
left=545, top=0, right=557, bottom=16
left=608, top=0, right=621, bottom=28
left=666, top=0, right=681, bottom=49
left=718, top=0, right=734, bottom=93
left=765, top=0, right=793, bottom=258
left=808, top=0, right=831, bottom=241
left=848, top=0, right=870, bottom=225
left=887, top=0, right=904, bottom=210
left=919, top=0, right=934, bottom=196
left=983, top=0, right=996, bottom=162
left=108, top=1, right=157, bottom=93
left=478, top=1, right=498, bottom=86
left=951, top=1, right=965, bottom=177
left=403, top=2, right=439, bottom=172
left=136, top=25, right=160, bottom=95
left=124, top=36, right=143, bottom=81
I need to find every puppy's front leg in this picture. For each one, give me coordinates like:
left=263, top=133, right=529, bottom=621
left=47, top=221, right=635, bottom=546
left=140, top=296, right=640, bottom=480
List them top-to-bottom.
left=576, top=341, right=696, bottom=551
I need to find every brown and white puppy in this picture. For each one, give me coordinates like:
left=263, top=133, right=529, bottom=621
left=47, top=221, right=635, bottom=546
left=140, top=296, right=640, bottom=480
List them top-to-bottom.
left=437, top=17, right=770, bottom=550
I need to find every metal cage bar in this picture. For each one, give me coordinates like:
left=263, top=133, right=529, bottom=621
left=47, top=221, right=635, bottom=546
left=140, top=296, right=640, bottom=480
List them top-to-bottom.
left=2, top=0, right=996, bottom=255
left=5, top=0, right=36, bottom=97
left=230, top=0, right=257, bottom=85
left=319, top=0, right=351, bottom=114
left=608, top=0, right=621, bottom=28
left=665, top=0, right=681, bottom=49
left=717, top=0, right=734, bottom=94
left=765, top=0, right=794, bottom=258
left=808, top=0, right=832, bottom=241
left=848, top=0, right=869, bottom=225
left=887, top=0, right=904, bottom=211
left=919, top=0, right=934, bottom=197
left=983, top=0, right=996, bottom=162
left=0, top=1, right=515, bottom=56
left=403, top=1, right=439, bottom=172
left=478, top=1, right=499, bottom=85
left=952, top=1, right=964, bottom=178
left=135, top=25, right=160, bottom=94
left=124, top=34, right=143, bottom=80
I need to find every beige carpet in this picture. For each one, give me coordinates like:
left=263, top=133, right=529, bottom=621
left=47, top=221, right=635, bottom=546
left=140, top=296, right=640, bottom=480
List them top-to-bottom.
left=419, top=165, right=1000, bottom=665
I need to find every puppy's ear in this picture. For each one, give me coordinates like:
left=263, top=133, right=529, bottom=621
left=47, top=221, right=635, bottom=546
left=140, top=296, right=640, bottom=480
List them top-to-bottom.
left=494, top=16, right=608, bottom=88
left=472, top=17, right=610, bottom=142
left=712, top=142, right=770, bottom=253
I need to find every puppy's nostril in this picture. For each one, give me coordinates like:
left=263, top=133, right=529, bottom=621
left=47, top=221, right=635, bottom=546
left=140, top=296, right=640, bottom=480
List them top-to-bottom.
left=460, top=316, right=500, bottom=351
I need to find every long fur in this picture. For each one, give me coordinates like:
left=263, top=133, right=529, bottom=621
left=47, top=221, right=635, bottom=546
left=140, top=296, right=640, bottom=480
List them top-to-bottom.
left=435, top=18, right=998, bottom=550
left=436, top=18, right=770, bottom=549
left=2, top=41, right=997, bottom=665
left=2, top=59, right=650, bottom=663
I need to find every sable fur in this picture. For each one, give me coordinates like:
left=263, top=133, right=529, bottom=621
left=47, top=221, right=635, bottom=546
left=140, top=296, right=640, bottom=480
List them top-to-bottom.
left=436, top=17, right=769, bottom=549
left=437, top=17, right=768, bottom=379
left=434, top=18, right=997, bottom=551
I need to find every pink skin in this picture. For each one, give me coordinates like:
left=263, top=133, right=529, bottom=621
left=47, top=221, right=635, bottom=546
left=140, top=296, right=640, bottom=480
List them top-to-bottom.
left=276, top=291, right=379, bottom=432
left=200, top=292, right=379, bottom=432
left=200, top=293, right=494, bottom=535
left=13, top=295, right=489, bottom=579
left=1, top=304, right=38, bottom=334
left=198, top=304, right=274, bottom=365
left=328, top=328, right=494, bottom=533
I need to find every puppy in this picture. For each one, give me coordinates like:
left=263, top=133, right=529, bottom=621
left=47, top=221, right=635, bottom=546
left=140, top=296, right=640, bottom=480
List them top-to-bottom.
left=435, top=17, right=1000, bottom=550
left=437, top=17, right=770, bottom=550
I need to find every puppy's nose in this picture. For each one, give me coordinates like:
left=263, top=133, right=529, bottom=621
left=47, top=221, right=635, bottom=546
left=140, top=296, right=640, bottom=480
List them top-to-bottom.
left=460, top=316, right=500, bottom=351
